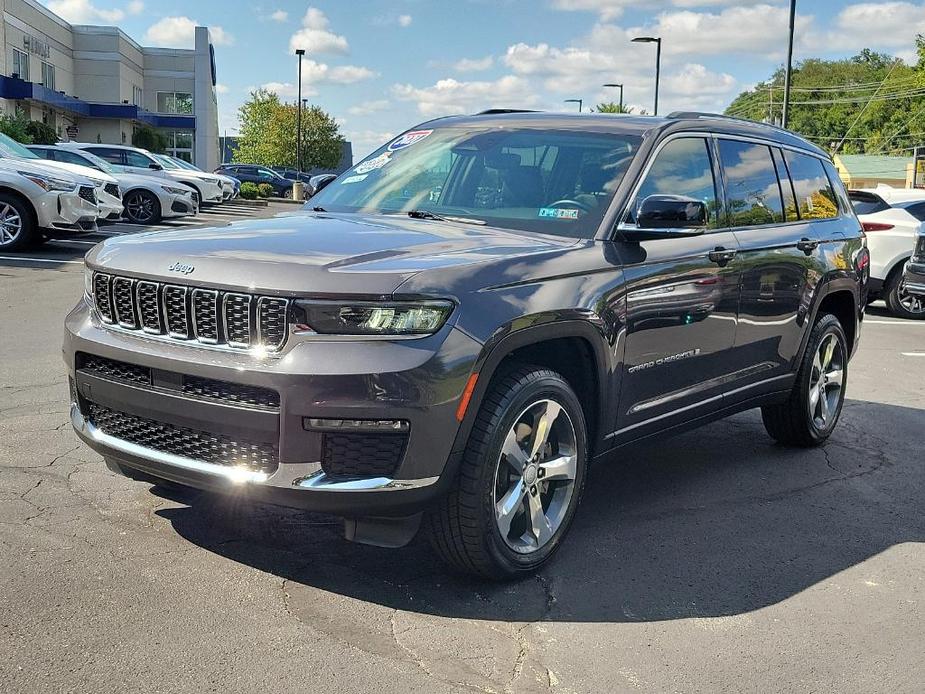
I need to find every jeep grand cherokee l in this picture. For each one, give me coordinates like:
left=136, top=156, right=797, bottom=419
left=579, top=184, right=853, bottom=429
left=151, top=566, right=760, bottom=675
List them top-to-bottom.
left=66, top=111, right=867, bottom=579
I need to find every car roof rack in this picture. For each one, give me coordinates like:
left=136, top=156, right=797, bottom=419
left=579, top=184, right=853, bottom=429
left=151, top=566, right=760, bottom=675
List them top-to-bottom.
left=476, top=109, right=541, bottom=115
left=667, top=111, right=791, bottom=134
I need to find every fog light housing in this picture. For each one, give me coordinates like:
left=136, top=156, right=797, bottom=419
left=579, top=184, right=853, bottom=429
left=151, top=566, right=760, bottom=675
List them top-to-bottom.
left=303, top=418, right=410, bottom=433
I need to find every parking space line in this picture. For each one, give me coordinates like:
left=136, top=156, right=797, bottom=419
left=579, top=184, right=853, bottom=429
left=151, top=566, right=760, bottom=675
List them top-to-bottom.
left=50, top=239, right=98, bottom=246
left=0, top=255, right=83, bottom=264
left=866, top=320, right=925, bottom=325
left=901, top=352, right=925, bottom=356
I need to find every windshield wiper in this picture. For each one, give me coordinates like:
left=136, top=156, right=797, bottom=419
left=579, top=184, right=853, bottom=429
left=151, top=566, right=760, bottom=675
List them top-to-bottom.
left=311, top=206, right=326, bottom=212
left=406, top=209, right=485, bottom=225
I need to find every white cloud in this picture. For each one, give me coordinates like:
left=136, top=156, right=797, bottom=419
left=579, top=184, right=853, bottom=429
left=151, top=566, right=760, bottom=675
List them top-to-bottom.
left=47, top=0, right=124, bottom=23
left=127, top=0, right=143, bottom=14
left=550, top=0, right=626, bottom=21
left=817, top=2, right=925, bottom=51
left=289, top=7, right=349, bottom=55
left=270, top=9, right=288, bottom=22
left=398, top=14, right=413, bottom=27
left=143, top=16, right=234, bottom=47
left=454, top=55, right=494, bottom=72
left=261, top=59, right=376, bottom=98
left=392, top=75, right=539, bottom=116
left=215, top=83, right=230, bottom=94
left=347, top=99, right=390, bottom=116
left=346, top=130, right=396, bottom=159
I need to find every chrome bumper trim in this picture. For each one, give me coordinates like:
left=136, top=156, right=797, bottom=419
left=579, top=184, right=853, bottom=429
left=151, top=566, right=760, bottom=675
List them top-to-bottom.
left=71, top=403, right=440, bottom=492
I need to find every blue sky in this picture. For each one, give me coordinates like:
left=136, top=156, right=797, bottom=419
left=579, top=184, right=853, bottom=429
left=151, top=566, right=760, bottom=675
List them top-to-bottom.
left=43, top=0, right=925, bottom=156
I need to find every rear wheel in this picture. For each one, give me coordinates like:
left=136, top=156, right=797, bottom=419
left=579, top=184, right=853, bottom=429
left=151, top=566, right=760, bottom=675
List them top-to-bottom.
left=123, top=190, right=162, bottom=224
left=0, top=193, right=37, bottom=251
left=884, top=269, right=925, bottom=319
left=762, top=313, right=848, bottom=447
left=427, top=366, right=588, bottom=580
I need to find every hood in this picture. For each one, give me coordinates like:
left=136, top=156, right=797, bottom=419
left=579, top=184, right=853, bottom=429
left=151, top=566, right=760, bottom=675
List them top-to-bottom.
left=0, top=157, right=96, bottom=186
left=36, top=159, right=117, bottom=186
left=169, top=169, right=221, bottom=184
left=111, top=171, right=182, bottom=188
left=86, top=212, right=575, bottom=296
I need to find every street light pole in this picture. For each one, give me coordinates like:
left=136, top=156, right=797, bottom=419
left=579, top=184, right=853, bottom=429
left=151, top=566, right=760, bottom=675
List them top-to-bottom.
left=782, top=0, right=797, bottom=128
left=632, top=36, right=661, bottom=115
left=295, top=48, right=305, bottom=172
left=603, top=83, right=623, bottom=112
left=564, top=98, right=583, bottom=113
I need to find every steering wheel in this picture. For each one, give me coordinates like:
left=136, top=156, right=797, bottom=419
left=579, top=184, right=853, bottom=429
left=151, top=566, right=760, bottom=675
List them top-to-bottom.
left=547, top=199, right=593, bottom=213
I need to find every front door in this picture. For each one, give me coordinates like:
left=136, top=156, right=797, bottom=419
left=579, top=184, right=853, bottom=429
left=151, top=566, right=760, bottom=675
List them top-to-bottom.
left=615, top=136, right=741, bottom=441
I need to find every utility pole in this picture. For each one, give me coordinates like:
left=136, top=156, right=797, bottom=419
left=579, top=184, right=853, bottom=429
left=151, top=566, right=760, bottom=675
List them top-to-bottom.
left=782, top=0, right=796, bottom=128
left=295, top=48, right=305, bottom=172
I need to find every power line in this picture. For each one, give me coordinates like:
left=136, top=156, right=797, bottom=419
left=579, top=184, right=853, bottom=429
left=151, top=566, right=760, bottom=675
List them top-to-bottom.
left=834, top=59, right=902, bottom=154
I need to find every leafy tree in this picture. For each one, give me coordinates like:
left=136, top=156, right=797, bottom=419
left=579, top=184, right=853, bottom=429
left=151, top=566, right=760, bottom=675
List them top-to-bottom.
left=724, top=41, right=925, bottom=155
left=233, top=88, right=344, bottom=169
left=0, top=114, right=34, bottom=143
left=24, top=120, right=58, bottom=144
left=132, top=125, right=167, bottom=153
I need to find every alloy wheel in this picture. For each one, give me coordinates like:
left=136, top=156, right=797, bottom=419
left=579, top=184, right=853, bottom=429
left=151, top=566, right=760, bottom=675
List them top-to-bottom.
left=125, top=193, right=154, bottom=223
left=0, top=202, right=23, bottom=246
left=897, top=278, right=925, bottom=315
left=809, top=333, right=845, bottom=431
left=492, top=399, right=577, bottom=554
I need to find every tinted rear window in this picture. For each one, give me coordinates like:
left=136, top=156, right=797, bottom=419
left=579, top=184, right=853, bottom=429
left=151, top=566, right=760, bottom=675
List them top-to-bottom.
left=718, top=139, right=784, bottom=226
left=783, top=151, right=838, bottom=219
left=848, top=192, right=890, bottom=215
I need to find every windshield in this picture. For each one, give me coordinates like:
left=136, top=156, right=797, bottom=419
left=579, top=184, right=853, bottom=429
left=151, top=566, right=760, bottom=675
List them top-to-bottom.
left=309, top=126, right=641, bottom=238
left=0, top=133, right=40, bottom=159
left=73, top=149, right=117, bottom=174
left=153, top=154, right=181, bottom=170
left=171, top=157, right=201, bottom=172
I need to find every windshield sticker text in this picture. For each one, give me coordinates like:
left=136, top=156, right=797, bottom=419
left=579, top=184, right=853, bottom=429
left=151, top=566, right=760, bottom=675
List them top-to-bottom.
left=388, top=129, right=433, bottom=151
left=354, top=153, right=392, bottom=174
left=342, top=174, right=368, bottom=185
left=538, top=208, right=580, bottom=220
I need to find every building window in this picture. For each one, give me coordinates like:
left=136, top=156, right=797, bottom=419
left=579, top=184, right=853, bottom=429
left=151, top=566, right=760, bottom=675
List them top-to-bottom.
left=12, top=49, right=29, bottom=81
left=41, top=62, right=55, bottom=90
left=133, top=85, right=143, bottom=106
left=156, top=92, right=193, bottom=115
left=164, top=130, right=195, bottom=162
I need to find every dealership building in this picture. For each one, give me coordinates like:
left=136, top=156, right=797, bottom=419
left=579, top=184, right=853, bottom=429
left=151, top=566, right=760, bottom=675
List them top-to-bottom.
left=0, top=0, right=220, bottom=169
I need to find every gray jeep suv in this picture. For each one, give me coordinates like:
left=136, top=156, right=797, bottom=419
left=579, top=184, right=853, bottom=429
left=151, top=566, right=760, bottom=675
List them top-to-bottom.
left=66, top=111, right=868, bottom=579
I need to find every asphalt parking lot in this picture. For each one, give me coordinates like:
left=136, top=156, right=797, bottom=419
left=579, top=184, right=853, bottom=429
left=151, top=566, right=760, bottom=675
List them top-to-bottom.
left=1, top=219, right=923, bottom=692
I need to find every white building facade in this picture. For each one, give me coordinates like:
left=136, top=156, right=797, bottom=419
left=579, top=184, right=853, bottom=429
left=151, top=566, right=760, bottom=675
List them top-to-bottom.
left=0, top=0, right=220, bottom=169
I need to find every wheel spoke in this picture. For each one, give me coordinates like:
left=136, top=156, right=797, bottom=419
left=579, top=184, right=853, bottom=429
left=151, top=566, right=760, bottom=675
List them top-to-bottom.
left=821, top=335, right=836, bottom=369
left=826, top=368, right=843, bottom=388
left=809, top=384, right=821, bottom=410
left=819, top=388, right=831, bottom=424
left=528, top=401, right=561, bottom=461
left=501, top=429, right=527, bottom=471
left=539, top=453, right=576, bottom=482
left=495, top=481, right=526, bottom=538
left=527, top=490, right=554, bottom=547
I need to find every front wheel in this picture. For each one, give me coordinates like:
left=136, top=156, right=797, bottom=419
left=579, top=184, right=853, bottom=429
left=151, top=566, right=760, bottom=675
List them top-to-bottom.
left=123, top=190, right=162, bottom=224
left=0, top=193, right=38, bottom=251
left=884, top=269, right=925, bottom=319
left=762, top=313, right=848, bottom=447
left=427, top=366, right=588, bottom=580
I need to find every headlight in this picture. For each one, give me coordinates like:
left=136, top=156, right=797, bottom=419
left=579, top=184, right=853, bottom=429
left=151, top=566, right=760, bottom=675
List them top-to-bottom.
left=18, top=171, right=77, bottom=192
left=162, top=185, right=191, bottom=195
left=292, top=300, right=453, bottom=336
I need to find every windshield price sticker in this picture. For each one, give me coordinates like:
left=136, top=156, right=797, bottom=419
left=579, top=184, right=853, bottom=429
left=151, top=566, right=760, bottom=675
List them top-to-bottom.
left=387, top=129, right=433, bottom=151
left=354, top=153, right=392, bottom=174
left=342, top=174, right=368, bottom=185
left=538, top=207, right=580, bottom=220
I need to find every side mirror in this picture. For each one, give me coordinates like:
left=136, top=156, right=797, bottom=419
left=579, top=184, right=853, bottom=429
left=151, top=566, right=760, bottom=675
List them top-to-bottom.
left=148, top=163, right=163, bottom=170
left=307, top=174, right=337, bottom=198
left=622, top=194, right=708, bottom=240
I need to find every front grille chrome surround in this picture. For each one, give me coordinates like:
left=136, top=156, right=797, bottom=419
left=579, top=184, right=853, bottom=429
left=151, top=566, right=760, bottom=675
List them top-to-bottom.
left=90, top=272, right=289, bottom=352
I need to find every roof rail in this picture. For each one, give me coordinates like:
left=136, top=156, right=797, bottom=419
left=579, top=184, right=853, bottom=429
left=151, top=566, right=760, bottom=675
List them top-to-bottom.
left=476, top=109, right=540, bottom=115
left=666, top=111, right=792, bottom=134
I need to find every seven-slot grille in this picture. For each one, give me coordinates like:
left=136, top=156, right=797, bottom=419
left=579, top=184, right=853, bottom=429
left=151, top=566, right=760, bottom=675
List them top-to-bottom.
left=93, top=272, right=289, bottom=351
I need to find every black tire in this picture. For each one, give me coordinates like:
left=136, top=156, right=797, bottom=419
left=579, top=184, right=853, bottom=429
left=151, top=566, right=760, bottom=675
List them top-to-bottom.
left=123, top=190, right=162, bottom=224
left=0, top=192, right=38, bottom=251
left=884, top=267, right=925, bottom=319
left=761, top=313, right=848, bottom=447
left=426, top=365, right=588, bottom=580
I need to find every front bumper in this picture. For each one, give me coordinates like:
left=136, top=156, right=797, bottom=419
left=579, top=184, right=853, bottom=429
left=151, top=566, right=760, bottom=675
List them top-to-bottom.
left=35, top=189, right=98, bottom=233
left=161, top=191, right=197, bottom=218
left=904, top=260, right=925, bottom=296
left=64, top=298, right=480, bottom=516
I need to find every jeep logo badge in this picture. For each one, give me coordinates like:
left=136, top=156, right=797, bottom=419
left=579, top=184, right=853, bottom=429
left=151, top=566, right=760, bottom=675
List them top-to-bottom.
left=168, top=261, right=195, bottom=275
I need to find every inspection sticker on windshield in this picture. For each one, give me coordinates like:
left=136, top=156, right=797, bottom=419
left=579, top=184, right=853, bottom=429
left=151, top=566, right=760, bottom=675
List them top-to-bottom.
left=388, top=129, right=433, bottom=151
left=354, top=153, right=391, bottom=174
left=341, top=174, right=368, bottom=185
left=538, top=208, right=580, bottom=220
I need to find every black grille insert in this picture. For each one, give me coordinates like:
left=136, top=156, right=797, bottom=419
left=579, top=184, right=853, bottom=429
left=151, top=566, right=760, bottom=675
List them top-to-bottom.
left=104, top=183, right=120, bottom=198
left=78, top=185, right=96, bottom=204
left=93, top=273, right=113, bottom=323
left=192, top=289, right=219, bottom=343
left=79, top=354, right=151, bottom=386
left=182, top=375, right=280, bottom=409
left=88, top=402, right=278, bottom=475
left=321, top=432, right=408, bottom=478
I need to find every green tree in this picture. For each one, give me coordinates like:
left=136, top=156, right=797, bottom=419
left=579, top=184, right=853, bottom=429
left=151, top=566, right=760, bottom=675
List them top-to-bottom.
left=233, top=88, right=344, bottom=169
left=593, top=102, right=635, bottom=114
left=0, top=114, right=34, bottom=143
left=24, top=120, right=58, bottom=144
left=132, top=125, right=167, bottom=153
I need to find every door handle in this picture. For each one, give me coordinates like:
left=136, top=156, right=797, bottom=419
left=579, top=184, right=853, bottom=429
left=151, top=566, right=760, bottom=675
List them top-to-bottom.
left=796, top=237, right=819, bottom=255
left=708, top=246, right=737, bottom=266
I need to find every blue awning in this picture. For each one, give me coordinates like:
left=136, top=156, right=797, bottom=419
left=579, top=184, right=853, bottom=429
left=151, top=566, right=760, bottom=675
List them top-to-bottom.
left=0, top=76, right=196, bottom=130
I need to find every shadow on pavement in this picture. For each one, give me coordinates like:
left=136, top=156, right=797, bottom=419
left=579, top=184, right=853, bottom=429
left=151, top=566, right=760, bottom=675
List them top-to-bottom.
left=153, top=399, right=923, bottom=623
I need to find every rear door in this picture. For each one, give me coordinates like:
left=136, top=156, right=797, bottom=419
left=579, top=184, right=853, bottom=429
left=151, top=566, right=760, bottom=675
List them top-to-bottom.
left=616, top=136, right=741, bottom=438
left=722, top=140, right=832, bottom=404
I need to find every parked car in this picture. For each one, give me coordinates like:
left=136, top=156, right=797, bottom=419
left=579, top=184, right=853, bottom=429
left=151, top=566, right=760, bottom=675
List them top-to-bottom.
left=67, top=111, right=867, bottom=578
left=0, top=133, right=100, bottom=250
left=68, top=143, right=225, bottom=205
left=24, top=144, right=122, bottom=221
left=35, top=145, right=198, bottom=224
left=167, top=156, right=239, bottom=199
left=214, top=164, right=293, bottom=197
left=272, top=167, right=313, bottom=184
left=848, top=187, right=925, bottom=318
left=901, top=230, right=925, bottom=312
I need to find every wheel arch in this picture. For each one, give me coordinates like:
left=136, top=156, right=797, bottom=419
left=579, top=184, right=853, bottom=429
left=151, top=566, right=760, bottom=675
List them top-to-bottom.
left=0, top=186, right=39, bottom=228
left=808, top=278, right=860, bottom=358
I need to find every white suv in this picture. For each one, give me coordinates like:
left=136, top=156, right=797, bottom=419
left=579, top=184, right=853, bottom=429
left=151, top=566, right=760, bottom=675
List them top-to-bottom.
left=0, top=136, right=99, bottom=251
